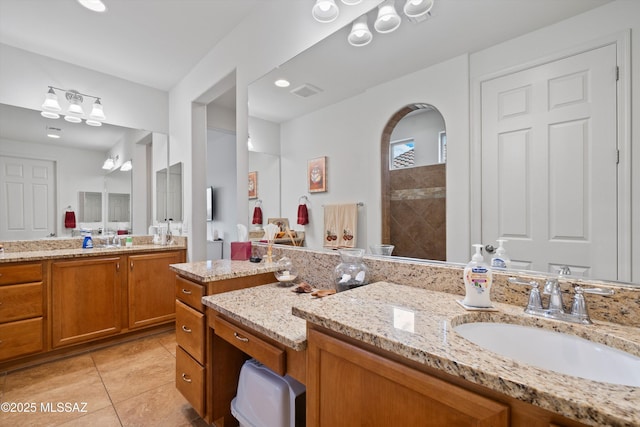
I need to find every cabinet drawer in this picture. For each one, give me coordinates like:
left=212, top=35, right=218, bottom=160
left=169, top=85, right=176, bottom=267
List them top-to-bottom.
left=0, top=263, right=42, bottom=285
left=176, top=276, right=204, bottom=311
left=0, top=282, right=43, bottom=322
left=176, top=300, right=205, bottom=363
left=214, top=315, right=285, bottom=375
left=0, top=317, right=44, bottom=361
left=176, top=346, right=205, bottom=417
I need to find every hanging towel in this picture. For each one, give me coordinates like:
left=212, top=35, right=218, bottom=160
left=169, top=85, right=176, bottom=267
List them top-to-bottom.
left=297, top=203, right=309, bottom=225
left=323, top=203, right=358, bottom=249
left=252, top=206, right=263, bottom=225
left=64, top=211, right=76, bottom=229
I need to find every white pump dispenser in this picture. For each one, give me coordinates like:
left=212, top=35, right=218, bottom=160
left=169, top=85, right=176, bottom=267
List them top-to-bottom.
left=491, top=239, right=511, bottom=270
left=462, top=244, right=493, bottom=308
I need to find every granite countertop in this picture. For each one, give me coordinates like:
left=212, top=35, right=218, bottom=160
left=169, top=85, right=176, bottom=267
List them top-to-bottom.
left=0, top=243, right=185, bottom=263
left=170, top=259, right=279, bottom=283
left=202, top=280, right=639, bottom=427
left=292, top=281, right=640, bottom=427
left=202, top=282, right=309, bottom=350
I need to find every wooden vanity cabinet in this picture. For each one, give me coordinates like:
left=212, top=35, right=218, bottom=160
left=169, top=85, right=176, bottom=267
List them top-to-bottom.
left=128, top=251, right=185, bottom=329
left=51, top=256, right=123, bottom=348
left=0, top=262, right=45, bottom=361
left=174, top=272, right=275, bottom=424
left=307, top=326, right=590, bottom=427
left=307, top=327, right=508, bottom=427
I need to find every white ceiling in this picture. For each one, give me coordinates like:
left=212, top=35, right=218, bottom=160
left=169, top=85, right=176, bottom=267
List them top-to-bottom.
left=0, top=0, right=614, bottom=149
left=0, top=0, right=260, bottom=91
left=249, top=0, right=614, bottom=123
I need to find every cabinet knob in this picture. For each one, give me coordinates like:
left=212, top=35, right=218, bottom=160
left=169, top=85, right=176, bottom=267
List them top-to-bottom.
left=130, top=261, right=134, bottom=270
left=116, top=263, right=120, bottom=272
left=181, top=289, right=192, bottom=295
left=181, top=325, right=192, bottom=333
left=233, top=332, right=249, bottom=343
left=181, top=373, right=192, bottom=383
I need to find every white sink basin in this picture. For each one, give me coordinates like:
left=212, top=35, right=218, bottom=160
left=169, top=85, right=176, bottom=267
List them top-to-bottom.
left=453, top=322, right=640, bottom=387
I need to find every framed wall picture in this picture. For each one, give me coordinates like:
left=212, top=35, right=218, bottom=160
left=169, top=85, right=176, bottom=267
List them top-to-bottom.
left=307, top=156, right=326, bottom=193
left=248, top=171, right=258, bottom=199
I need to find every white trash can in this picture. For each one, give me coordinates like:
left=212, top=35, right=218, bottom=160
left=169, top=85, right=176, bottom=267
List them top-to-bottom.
left=231, top=359, right=306, bottom=427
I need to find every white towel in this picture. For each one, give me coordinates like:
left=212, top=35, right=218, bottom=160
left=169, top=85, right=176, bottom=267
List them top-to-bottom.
left=323, top=203, right=358, bottom=249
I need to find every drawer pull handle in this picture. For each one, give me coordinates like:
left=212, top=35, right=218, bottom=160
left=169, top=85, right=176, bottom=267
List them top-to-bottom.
left=181, top=289, right=192, bottom=295
left=181, top=325, right=192, bottom=333
left=234, top=332, right=249, bottom=343
left=181, top=373, right=192, bottom=383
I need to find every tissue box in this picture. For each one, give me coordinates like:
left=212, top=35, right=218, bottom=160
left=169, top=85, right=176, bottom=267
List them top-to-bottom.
left=231, top=242, right=252, bottom=260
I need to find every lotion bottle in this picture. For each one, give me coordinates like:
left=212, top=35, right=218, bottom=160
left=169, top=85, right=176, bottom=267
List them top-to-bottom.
left=491, top=239, right=511, bottom=270
left=462, top=244, right=493, bottom=308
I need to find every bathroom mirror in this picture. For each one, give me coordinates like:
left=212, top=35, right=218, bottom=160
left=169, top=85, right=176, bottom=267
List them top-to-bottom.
left=247, top=1, right=637, bottom=284
left=0, top=103, right=164, bottom=239
left=167, top=162, right=183, bottom=222
left=77, top=191, right=102, bottom=223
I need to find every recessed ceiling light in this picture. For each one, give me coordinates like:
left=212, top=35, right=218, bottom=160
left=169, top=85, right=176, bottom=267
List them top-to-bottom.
left=77, top=0, right=107, bottom=13
left=274, top=79, right=291, bottom=88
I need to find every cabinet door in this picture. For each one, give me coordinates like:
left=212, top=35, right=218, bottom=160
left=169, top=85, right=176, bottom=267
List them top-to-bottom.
left=128, top=251, right=183, bottom=329
left=51, top=257, right=122, bottom=348
left=307, top=328, right=509, bottom=427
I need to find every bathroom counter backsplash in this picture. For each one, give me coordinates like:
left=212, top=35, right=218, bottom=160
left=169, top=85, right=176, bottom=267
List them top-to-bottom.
left=0, top=236, right=187, bottom=263
left=254, top=244, right=640, bottom=328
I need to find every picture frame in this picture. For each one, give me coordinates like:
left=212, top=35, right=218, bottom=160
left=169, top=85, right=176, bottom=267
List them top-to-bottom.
left=307, top=156, right=327, bottom=193
left=248, top=171, right=258, bottom=199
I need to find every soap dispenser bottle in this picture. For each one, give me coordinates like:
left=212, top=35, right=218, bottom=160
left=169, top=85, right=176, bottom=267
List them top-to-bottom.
left=82, top=232, right=94, bottom=249
left=491, top=239, right=511, bottom=270
left=462, top=244, right=493, bottom=308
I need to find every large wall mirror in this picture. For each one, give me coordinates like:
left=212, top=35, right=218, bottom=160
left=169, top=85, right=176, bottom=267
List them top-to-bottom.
left=247, top=1, right=637, bottom=285
left=0, top=103, right=166, bottom=240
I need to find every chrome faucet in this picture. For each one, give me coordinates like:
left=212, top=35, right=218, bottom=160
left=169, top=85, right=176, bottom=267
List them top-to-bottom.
left=508, top=273, right=614, bottom=325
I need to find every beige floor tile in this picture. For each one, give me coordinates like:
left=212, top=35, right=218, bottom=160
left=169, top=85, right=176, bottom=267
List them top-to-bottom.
left=157, top=331, right=177, bottom=357
left=92, top=339, right=176, bottom=403
left=2, top=354, right=112, bottom=426
left=114, top=382, right=200, bottom=427
left=55, top=405, right=122, bottom=427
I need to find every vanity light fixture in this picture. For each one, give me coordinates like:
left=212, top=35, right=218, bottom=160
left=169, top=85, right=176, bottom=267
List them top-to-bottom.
left=77, top=0, right=107, bottom=13
left=312, top=0, right=339, bottom=23
left=313, top=0, right=435, bottom=47
left=374, top=0, right=402, bottom=33
left=403, top=0, right=434, bottom=20
left=348, top=15, right=373, bottom=47
left=41, top=86, right=106, bottom=127
left=46, top=126, right=62, bottom=139
left=102, top=155, right=118, bottom=170
left=120, top=160, right=132, bottom=172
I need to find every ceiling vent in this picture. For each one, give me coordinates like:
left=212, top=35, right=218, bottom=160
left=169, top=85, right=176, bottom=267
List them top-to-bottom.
left=290, top=83, right=323, bottom=98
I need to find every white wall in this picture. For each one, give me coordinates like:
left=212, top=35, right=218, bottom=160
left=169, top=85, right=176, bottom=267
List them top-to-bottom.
left=169, top=0, right=379, bottom=261
left=0, top=44, right=168, bottom=133
left=279, top=54, right=469, bottom=261
left=207, top=129, right=237, bottom=258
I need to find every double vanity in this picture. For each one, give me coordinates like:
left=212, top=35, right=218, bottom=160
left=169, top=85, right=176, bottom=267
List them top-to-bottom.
left=171, top=245, right=640, bottom=427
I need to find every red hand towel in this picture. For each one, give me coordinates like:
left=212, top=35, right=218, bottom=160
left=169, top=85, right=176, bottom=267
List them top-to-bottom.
left=297, top=204, right=309, bottom=225
left=252, top=206, right=263, bottom=224
left=64, top=211, right=76, bottom=228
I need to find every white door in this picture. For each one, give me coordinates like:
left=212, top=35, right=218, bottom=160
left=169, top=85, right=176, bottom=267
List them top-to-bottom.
left=481, top=44, right=618, bottom=279
left=0, top=155, right=56, bottom=240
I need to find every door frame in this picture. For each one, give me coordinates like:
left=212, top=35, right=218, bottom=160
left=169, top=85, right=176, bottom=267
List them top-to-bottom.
left=470, top=30, right=631, bottom=282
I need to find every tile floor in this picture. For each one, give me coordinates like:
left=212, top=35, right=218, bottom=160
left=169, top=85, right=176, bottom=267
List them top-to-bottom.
left=0, top=331, right=210, bottom=427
